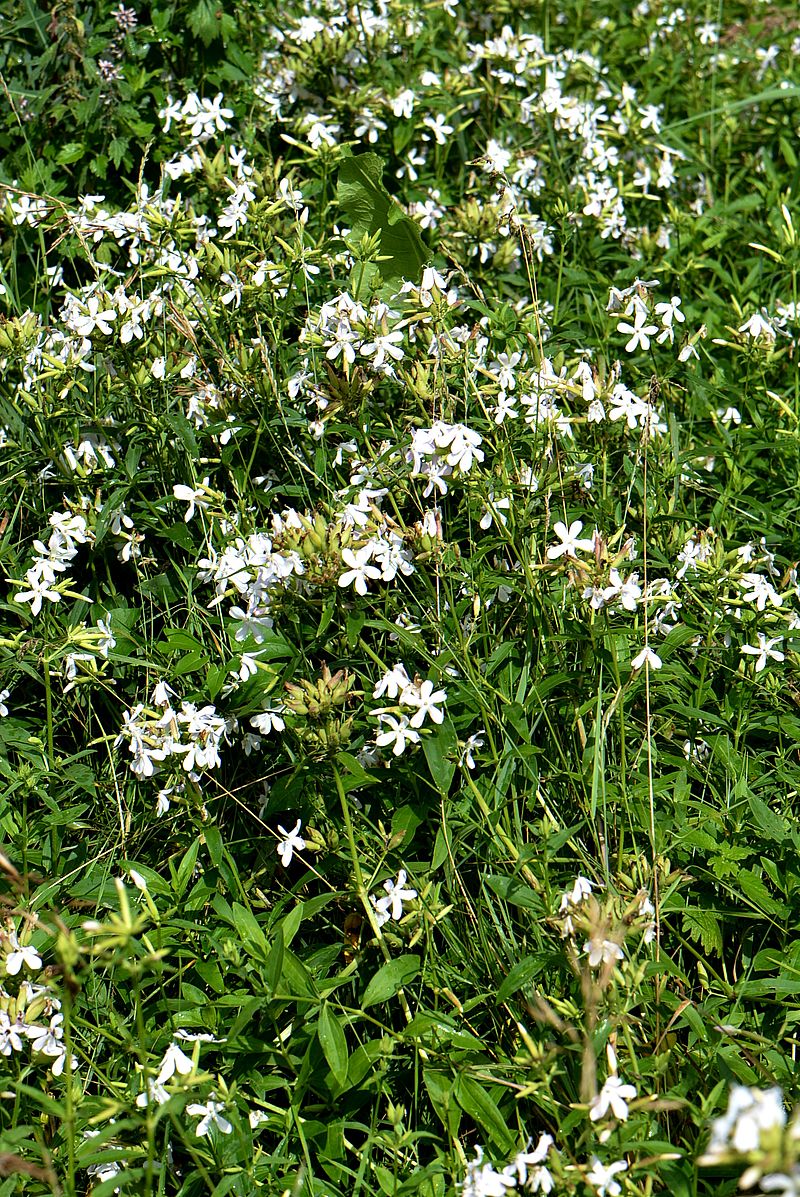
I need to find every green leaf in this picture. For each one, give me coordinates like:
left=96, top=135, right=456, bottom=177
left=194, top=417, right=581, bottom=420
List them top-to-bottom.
left=186, top=0, right=236, bottom=44
left=108, top=137, right=129, bottom=169
left=57, top=142, right=85, bottom=165
left=337, top=152, right=429, bottom=292
left=423, top=717, right=458, bottom=793
left=337, top=750, right=379, bottom=794
left=748, top=793, right=787, bottom=842
left=204, top=825, right=223, bottom=868
left=173, top=838, right=200, bottom=899
left=739, top=868, right=788, bottom=917
left=485, top=875, right=543, bottom=913
left=232, top=902, right=267, bottom=955
left=682, top=907, right=722, bottom=956
left=264, top=929, right=284, bottom=996
left=280, top=947, right=318, bottom=1000
left=361, top=955, right=420, bottom=1008
left=496, top=955, right=543, bottom=1004
left=318, top=1004, right=349, bottom=1087
left=423, top=1069, right=461, bottom=1139
left=453, top=1074, right=514, bottom=1153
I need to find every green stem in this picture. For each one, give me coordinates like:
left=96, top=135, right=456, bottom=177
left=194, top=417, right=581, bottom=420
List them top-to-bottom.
left=43, top=655, right=55, bottom=769
left=332, top=764, right=416, bottom=1027
left=462, top=770, right=541, bottom=892
left=62, top=987, right=77, bottom=1197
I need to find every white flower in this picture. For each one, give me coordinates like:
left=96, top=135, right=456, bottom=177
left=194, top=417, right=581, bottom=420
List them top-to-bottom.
left=391, top=89, right=415, bottom=118
left=185, top=93, right=233, bottom=139
left=159, top=95, right=183, bottom=132
left=422, top=114, right=454, bottom=144
left=219, top=271, right=244, bottom=308
left=70, top=295, right=117, bottom=337
left=655, top=296, right=685, bottom=326
left=739, top=311, right=777, bottom=342
left=618, top=319, right=658, bottom=352
left=717, top=405, right=742, bottom=425
left=173, top=478, right=211, bottom=522
left=546, top=520, right=596, bottom=560
left=338, top=546, right=381, bottom=596
left=603, top=568, right=642, bottom=611
left=739, top=573, right=782, bottom=611
left=13, top=574, right=62, bottom=617
left=741, top=633, right=784, bottom=673
left=631, top=646, right=662, bottom=671
left=373, top=664, right=411, bottom=700
left=400, top=679, right=447, bottom=727
left=152, top=680, right=177, bottom=707
left=0, top=689, right=9, bottom=717
left=250, top=708, right=285, bottom=735
left=375, top=714, right=420, bottom=757
left=459, top=732, right=485, bottom=770
left=276, top=819, right=305, bottom=867
left=372, top=870, right=417, bottom=925
left=559, top=875, right=593, bottom=911
left=5, top=935, right=42, bottom=975
left=584, top=936, right=625, bottom=967
left=0, top=1011, right=24, bottom=1056
left=155, top=1040, right=195, bottom=1084
left=590, top=1076, right=638, bottom=1122
left=135, top=1077, right=171, bottom=1107
left=701, top=1085, right=787, bottom=1163
left=186, top=1096, right=233, bottom=1137
left=505, top=1135, right=554, bottom=1187
left=461, top=1147, right=516, bottom=1197
left=586, top=1158, right=628, bottom=1196
left=761, top=1171, right=800, bottom=1196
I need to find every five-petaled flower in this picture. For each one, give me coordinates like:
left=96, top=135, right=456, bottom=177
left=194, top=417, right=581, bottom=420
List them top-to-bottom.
left=546, top=520, right=596, bottom=561
left=338, top=546, right=382, bottom=596
left=741, top=633, right=784, bottom=673
left=401, top=679, right=447, bottom=727
left=375, top=713, right=420, bottom=756
left=276, top=819, right=305, bottom=867
left=371, top=869, right=417, bottom=927
left=584, top=936, right=625, bottom=968
left=590, top=1076, right=638, bottom=1122
left=187, top=1096, right=233, bottom=1137
left=586, top=1157, right=628, bottom=1197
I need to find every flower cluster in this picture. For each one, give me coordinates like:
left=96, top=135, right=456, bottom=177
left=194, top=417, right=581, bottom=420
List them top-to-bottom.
left=12, top=511, right=91, bottom=617
left=115, top=683, right=235, bottom=801
left=0, top=924, right=75, bottom=1077
left=699, top=1085, right=800, bottom=1195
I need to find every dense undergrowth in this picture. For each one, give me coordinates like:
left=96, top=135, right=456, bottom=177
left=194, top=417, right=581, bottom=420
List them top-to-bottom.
left=1, top=0, right=800, bottom=1194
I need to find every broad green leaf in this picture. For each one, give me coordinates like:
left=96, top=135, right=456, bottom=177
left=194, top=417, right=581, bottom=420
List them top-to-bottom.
left=57, top=142, right=85, bottom=165
left=337, top=152, right=429, bottom=293
left=423, top=717, right=458, bottom=793
left=748, top=793, right=787, bottom=842
left=204, top=824, right=223, bottom=868
left=173, top=837, right=200, bottom=899
left=739, top=868, right=788, bottom=917
left=485, top=875, right=543, bottom=913
left=232, top=902, right=267, bottom=955
left=682, top=908, right=722, bottom=956
left=280, top=947, right=318, bottom=1000
left=361, top=954, right=420, bottom=1008
left=496, top=955, right=543, bottom=1004
left=318, top=1004, right=349, bottom=1087
left=424, top=1069, right=461, bottom=1139
left=453, top=1074, right=514, bottom=1153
